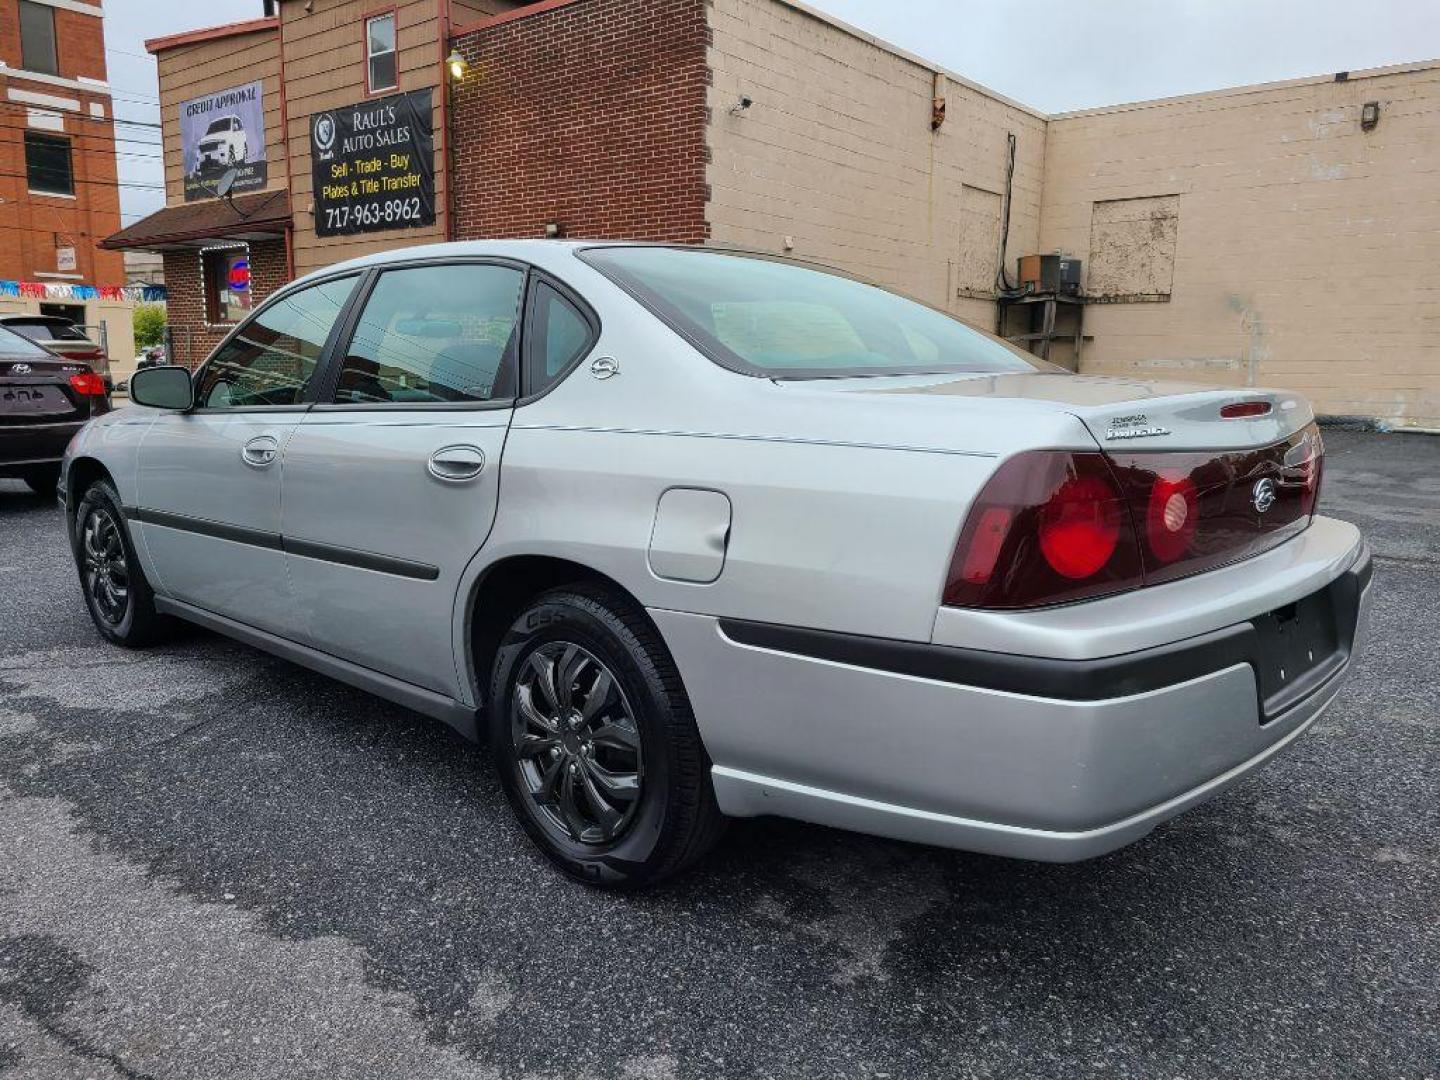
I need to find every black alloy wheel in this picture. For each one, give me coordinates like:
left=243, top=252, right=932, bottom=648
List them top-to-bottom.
left=80, top=505, right=129, bottom=626
left=512, top=641, right=644, bottom=845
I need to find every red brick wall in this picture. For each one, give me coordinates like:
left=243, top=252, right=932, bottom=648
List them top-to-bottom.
left=450, top=0, right=709, bottom=243
left=0, top=2, right=125, bottom=287
left=161, top=238, right=290, bottom=370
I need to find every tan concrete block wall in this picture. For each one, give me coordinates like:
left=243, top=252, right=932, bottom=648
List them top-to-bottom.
left=705, top=0, right=1047, bottom=330
left=1041, top=63, right=1440, bottom=427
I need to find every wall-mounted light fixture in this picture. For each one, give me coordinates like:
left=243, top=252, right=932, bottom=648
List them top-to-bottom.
left=447, top=49, right=468, bottom=82
left=729, top=96, right=753, bottom=117
left=1361, top=101, right=1381, bottom=131
left=545, top=222, right=564, bottom=239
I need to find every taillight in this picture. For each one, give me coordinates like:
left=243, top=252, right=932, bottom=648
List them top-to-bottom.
left=68, top=373, right=106, bottom=396
left=1220, top=400, right=1272, bottom=419
left=945, top=424, right=1325, bottom=610
left=943, top=451, right=1144, bottom=609
left=1144, top=474, right=1198, bottom=563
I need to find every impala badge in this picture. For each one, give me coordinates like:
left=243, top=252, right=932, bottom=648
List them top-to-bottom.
left=10, top=363, right=32, bottom=375
left=1105, top=413, right=1170, bottom=440
left=1252, top=477, right=1277, bottom=514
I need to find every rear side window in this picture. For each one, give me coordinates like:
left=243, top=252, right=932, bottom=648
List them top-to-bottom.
left=581, top=246, right=1049, bottom=379
left=333, top=264, right=524, bottom=405
left=195, top=276, right=357, bottom=408
left=524, top=281, right=595, bottom=395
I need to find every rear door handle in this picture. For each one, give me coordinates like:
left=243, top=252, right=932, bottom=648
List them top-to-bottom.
left=241, top=435, right=280, bottom=468
left=427, top=444, right=487, bottom=483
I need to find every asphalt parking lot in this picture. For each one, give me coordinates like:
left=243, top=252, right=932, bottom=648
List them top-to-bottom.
left=0, top=429, right=1436, bottom=1079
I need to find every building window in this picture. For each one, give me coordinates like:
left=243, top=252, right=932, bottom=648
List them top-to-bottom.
left=18, top=0, right=58, bottom=76
left=366, top=13, right=397, bottom=94
left=24, top=133, right=73, bottom=196
left=204, top=247, right=254, bottom=325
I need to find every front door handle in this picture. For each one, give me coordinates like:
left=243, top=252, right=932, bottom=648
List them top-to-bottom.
left=241, top=435, right=280, bottom=468
left=427, top=444, right=487, bottom=483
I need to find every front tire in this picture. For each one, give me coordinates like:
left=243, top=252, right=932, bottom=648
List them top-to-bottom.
left=73, top=480, right=170, bottom=647
left=488, top=584, right=725, bottom=888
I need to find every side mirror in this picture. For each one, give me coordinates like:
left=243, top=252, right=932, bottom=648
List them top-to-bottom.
left=129, top=365, right=193, bottom=410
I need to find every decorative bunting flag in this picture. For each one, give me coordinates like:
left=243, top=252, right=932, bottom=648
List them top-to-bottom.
left=0, top=280, right=166, bottom=303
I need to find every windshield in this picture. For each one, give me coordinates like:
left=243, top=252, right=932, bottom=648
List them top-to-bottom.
left=205, top=119, right=230, bottom=135
left=580, top=246, right=1052, bottom=379
left=0, top=325, right=57, bottom=358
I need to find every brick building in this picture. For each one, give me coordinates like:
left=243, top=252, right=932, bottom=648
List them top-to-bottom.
left=0, top=0, right=134, bottom=360
left=105, top=0, right=1440, bottom=426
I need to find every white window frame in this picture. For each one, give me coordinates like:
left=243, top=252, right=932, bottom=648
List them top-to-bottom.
left=366, top=12, right=398, bottom=95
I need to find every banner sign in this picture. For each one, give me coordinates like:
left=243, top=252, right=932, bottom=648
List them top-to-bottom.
left=181, top=80, right=268, bottom=203
left=310, top=89, right=435, bottom=238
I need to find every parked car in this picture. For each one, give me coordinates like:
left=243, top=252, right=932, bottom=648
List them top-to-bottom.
left=196, top=114, right=248, bottom=169
left=59, top=242, right=1371, bottom=888
left=0, top=314, right=112, bottom=390
left=1, top=325, right=109, bottom=494
left=136, top=345, right=167, bottom=370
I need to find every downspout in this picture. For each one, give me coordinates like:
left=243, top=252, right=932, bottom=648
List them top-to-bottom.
left=438, top=0, right=453, bottom=241
left=276, top=1, right=297, bottom=280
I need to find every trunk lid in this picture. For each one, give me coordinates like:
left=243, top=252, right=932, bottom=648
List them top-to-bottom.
left=0, top=357, right=92, bottom=423
left=869, top=371, right=1313, bottom=451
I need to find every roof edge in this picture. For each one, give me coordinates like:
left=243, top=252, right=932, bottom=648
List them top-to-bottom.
left=451, top=0, right=584, bottom=39
left=145, top=17, right=279, bottom=55
left=1052, top=56, right=1440, bottom=121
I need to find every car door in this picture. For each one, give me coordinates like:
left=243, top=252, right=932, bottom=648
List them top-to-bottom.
left=278, top=259, right=530, bottom=695
left=132, top=274, right=359, bottom=636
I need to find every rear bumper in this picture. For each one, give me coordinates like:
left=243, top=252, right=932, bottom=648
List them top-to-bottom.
left=0, top=420, right=83, bottom=476
left=653, top=522, right=1371, bottom=861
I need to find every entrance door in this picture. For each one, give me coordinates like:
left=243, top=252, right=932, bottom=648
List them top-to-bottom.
left=279, top=260, right=526, bottom=695
left=133, top=275, right=358, bottom=636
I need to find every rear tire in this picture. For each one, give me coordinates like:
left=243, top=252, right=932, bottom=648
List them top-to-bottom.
left=21, top=464, right=60, bottom=497
left=73, top=479, right=171, bottom=648
left=488, top=583, right=725, bottom=888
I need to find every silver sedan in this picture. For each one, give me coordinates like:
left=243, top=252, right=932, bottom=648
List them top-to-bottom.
left=60, top=242, right=1371, bottom=888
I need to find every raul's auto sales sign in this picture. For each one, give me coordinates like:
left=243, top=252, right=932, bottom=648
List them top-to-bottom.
left=311, top=89, right=435, bottom=237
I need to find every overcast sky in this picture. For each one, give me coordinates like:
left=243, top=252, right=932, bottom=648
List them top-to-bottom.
left=105, top=0, right=1440, bottom=224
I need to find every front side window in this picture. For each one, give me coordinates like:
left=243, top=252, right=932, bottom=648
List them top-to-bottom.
left=18, top=0, right=58, bottom=75
left=366, top=13, right=397, bottom=93
left=24, top=133, right=72, bottom=196
left=204, top=247, right=254, bottom=325
left=581, top=247, right=1053, bottom=379
left=333, top=263, right=523, bottom=405
left=195, top=276, right=357, bottom=409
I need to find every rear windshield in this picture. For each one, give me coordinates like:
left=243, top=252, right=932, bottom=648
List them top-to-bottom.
left=580, top=246, right=1050, bottom=379
left=6, top=320, right=88, bottom=343
left=0, top=325, right=56, bottom=358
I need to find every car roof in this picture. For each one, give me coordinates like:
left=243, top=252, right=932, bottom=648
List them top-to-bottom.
left=284, top=240, right=629, bottom=292
left=0, top=314, right=70, bottom=326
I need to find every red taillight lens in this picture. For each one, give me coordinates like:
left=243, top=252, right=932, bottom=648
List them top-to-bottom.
left=68, top=373, right=106, bottom=396
left=1220, top=400, right=1272, bottom=419
left=1297, top=427, right=1324, bottom=517
left=943, top=451, right=1144, bottom=609
left=1037, top=474, right=1122, bottom=578
left=1144, top=474, right=1198, bottom=563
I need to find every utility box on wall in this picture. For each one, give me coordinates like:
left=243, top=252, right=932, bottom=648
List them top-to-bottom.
left=1018, top=254, right=1082, bottom=295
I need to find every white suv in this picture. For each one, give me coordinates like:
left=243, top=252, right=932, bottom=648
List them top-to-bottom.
left=196, top=115, right=248, bottom=168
